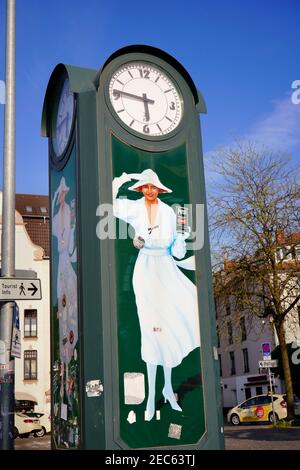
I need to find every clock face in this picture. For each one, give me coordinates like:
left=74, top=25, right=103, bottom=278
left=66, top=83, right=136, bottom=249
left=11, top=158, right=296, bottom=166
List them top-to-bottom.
left=108, top=62, right=183, bottom=137
left=52, top=78, right=75, bottom=157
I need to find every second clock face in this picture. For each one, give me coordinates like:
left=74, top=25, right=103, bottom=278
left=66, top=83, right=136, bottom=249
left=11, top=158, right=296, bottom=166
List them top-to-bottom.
left=108, top=62, right=183, bottom=137
left=52, top=78, right=75, bottom=158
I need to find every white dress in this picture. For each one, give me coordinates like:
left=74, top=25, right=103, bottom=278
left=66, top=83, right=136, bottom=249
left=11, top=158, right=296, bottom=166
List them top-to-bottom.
left=113, top=180, right=201, bottom=368
left=52, top=202, right=78, bottom=365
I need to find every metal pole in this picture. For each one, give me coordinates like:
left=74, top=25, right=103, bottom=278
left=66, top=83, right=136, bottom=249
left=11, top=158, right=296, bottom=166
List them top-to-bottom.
left=0, top=0, right=16, bottom=450
left=268, top=367, right=276, bottom=426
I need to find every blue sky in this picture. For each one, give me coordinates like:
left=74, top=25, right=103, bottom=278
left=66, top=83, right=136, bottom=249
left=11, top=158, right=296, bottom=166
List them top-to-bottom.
left=0, top=0, right=299, bottom=195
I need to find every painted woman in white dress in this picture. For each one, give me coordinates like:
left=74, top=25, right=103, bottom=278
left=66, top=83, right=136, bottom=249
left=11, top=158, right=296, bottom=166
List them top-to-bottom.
left=113, top=169, right=200, bottom=421
left=52, top=177, right=78, bottom=401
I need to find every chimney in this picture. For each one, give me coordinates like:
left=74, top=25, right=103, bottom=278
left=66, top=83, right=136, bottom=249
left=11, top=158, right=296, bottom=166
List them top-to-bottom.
left=276, top=229, right=285, bottom=245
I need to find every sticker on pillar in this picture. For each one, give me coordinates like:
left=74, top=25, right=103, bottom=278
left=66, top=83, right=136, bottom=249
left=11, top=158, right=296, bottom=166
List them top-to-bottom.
left=111, top=137, right=205, bottom=448
left=124, top=372, right=145, bottom=404
left=86, top=379, right=104, bottom=398
left=127, top=410, right=137, bottom=424
left=168, top=423, right=182, bottom=440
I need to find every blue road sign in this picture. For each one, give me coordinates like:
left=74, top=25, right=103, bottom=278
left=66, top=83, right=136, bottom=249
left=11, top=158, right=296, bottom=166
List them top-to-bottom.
left=262, top=342, right=271, bottom=358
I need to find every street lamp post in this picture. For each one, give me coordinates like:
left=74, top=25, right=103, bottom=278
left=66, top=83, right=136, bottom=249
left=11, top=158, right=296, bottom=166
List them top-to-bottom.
left=0, top=0, right=16, bottom=450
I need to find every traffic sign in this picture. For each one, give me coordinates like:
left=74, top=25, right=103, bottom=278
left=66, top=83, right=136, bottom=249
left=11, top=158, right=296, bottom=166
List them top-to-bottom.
left=0, top=278, right=41, bottom=300
left=11, top=303, right=21, bottom=358
left=262, top=342, right=271, bottom=360
left=258, top=359, right=278, bottom=368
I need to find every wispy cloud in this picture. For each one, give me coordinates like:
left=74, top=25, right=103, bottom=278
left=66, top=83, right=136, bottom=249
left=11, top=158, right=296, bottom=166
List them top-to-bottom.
left=204, top=95, right=300, bottom=187
left=247, top=96, right=300, bottom=151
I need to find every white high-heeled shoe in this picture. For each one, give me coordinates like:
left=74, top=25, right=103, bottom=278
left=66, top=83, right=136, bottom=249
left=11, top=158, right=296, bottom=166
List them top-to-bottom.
left=162, top=387, right=182, bottom=412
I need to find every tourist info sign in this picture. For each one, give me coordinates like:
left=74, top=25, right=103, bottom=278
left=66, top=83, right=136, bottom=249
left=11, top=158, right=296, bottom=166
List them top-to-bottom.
left=0, top=278, right=42, bottom=300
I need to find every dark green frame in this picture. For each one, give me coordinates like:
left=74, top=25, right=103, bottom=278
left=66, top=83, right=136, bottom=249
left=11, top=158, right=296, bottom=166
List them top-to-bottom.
left=95, top=46, right=224, bottom=450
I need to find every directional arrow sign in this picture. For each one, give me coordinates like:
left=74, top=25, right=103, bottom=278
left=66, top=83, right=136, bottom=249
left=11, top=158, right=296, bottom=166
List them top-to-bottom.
left=0, top=278, right=42, bottom=300
left=258, top=359, right=278, bottom=368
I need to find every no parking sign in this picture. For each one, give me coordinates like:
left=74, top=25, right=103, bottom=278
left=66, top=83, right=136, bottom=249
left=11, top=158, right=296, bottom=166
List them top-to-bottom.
left=262, top=342, right=271, bottom=360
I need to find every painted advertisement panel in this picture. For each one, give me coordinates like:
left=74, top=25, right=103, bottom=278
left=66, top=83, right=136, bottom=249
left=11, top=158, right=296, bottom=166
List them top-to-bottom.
left=111, top=135, right=205, bottom=448
left=51, top=146, right=80, bottom=448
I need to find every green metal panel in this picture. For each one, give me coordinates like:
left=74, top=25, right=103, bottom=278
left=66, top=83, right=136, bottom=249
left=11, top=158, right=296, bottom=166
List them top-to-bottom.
left=94, top=46, right=224, bottom=450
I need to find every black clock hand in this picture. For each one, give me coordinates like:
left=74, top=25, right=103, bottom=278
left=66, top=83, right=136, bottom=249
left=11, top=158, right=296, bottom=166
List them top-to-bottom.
left=113, top=89, right=154, bottom=104
left=142, top=93, right=150, bottom=122
left=57, top=113, right=70, bottom=136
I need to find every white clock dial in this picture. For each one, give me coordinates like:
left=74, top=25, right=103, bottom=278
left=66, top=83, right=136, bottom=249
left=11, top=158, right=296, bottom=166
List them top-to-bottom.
left=108, top=62, right=183, bottom=136
left=53, top=78, right=74, bottom=157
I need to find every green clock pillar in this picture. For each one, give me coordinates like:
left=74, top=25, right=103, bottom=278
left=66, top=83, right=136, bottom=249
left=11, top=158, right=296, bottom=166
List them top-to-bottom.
left=42, top=45, right=224, bottom=450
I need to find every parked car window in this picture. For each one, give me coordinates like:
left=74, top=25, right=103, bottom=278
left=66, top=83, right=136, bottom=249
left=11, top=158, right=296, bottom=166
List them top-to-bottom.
left=257, top=395, right=270, bottom=405
left=240, top=398, right=256, bottom=408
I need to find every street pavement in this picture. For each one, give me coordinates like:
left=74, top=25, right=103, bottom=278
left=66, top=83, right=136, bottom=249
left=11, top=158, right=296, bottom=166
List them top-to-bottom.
left=13, top=424, right=300, bottom=450
left=224, top=424, right=300, bottom=450
left=14, top=434, right=51, bottom=450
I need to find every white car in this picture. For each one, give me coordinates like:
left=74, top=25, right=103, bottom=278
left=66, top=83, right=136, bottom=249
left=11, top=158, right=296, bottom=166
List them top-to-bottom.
left=227, top=394, right=287, bottom=425
left=25, top=411, right=51, bottom=437
left=14, top=412, right=42, bottom=438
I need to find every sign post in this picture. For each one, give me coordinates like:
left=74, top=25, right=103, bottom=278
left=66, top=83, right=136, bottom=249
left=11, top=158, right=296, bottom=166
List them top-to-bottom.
left=0, top=0, right=16, bottom=450
left=259, top=353, right=278, bottom=425
left=268, top=367, right=276, bottom=425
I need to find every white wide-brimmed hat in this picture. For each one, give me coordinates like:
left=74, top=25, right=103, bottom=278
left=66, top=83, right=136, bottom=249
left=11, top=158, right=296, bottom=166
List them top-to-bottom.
left=128, top=169, right=172, bottom=193
left=56, top=176, right=70, bottom=204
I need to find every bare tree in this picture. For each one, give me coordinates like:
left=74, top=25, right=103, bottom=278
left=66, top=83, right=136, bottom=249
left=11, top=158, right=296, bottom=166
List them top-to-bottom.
left=209, top=142, right=300, bottom=419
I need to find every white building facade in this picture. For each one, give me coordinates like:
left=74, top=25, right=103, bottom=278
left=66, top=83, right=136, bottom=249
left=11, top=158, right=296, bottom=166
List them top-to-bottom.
left=0, top=193, right=50, bottom=413
left=216, top=237, right=300, bottom=410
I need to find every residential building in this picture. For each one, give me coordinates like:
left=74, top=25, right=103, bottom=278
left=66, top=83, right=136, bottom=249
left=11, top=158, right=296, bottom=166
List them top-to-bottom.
left=0, top=193, right=50, bottom=413
left=215, top=232, right=300, bottom=410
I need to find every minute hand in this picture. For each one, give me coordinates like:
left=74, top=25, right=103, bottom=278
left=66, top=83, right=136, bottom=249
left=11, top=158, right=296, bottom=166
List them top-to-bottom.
left=113, top=89, right=154, bottom=104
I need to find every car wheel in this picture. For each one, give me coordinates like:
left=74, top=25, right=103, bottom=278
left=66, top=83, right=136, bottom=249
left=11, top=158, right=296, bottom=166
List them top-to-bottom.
left=268, top=412, right=279, bottom=423
left=231, top=414, right=240, bottom=425
left=13, top=427, right=19, bottom=439
left=34, top=427, right=46, bottom=438
left=19, top=432, right=30, bottom=438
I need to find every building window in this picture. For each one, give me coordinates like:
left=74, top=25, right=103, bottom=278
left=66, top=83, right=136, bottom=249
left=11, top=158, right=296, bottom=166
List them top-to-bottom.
left=25, top=205, right=32, bottom=213
left=40, top=206, right=47, bottom=213
left=24, top=310, right=37, bottom=337
left=240, top=317, right=247, bottom=341
left=227, top=321, right=233, bottom=345
left=243, top=348, right=250, bottom=373
left=24, top=350, right=37, bottom=380
left=229, top=351, right=236, bottom=375
left=218, top=354, right=222, bottom=377
left=256, top=386, right=263, bottom=396
left=245, top=388, right=251, bottom=399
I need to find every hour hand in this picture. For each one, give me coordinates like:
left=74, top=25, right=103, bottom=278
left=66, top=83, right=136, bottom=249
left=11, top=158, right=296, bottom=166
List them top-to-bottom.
left=112, top=89, right=154, bottom=104
left=142, top=93, right=150, bottom=122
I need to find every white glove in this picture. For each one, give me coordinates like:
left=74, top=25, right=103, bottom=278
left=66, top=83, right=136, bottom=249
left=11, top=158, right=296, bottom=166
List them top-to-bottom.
left=113, top=172, right=132, bottom=199
left=118, top=172, right=132, bottom=185
left=127, top=173, right=142, bottom=180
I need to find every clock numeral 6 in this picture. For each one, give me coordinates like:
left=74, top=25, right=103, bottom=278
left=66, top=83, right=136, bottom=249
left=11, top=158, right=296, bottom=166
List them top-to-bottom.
left=170, top=102, right=175, bottom=110
left=143, top=124, right=150, bottom=134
